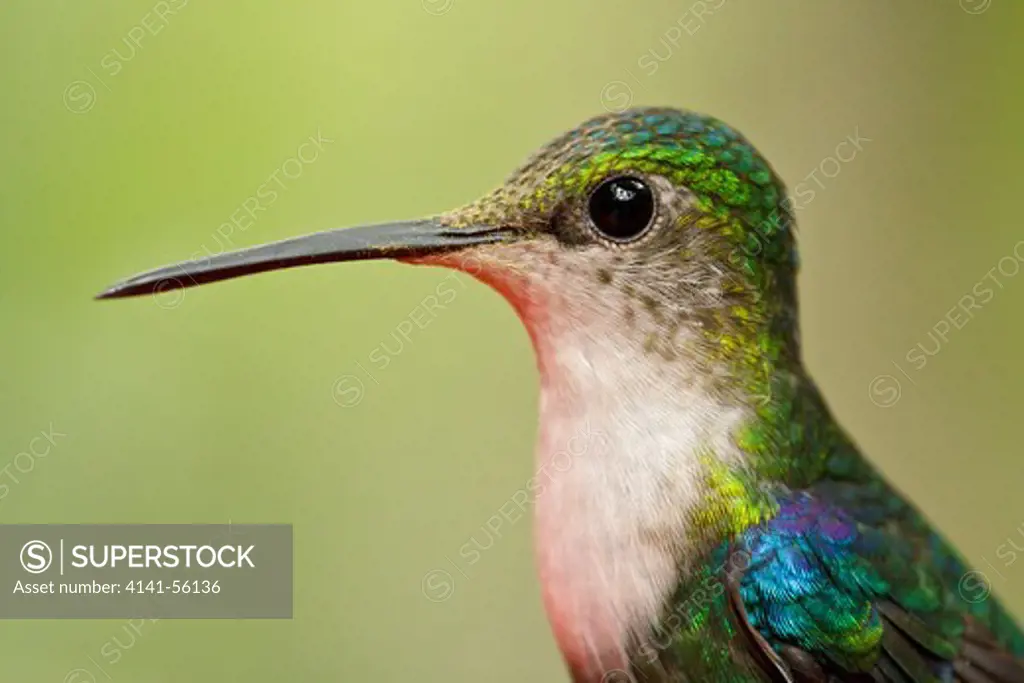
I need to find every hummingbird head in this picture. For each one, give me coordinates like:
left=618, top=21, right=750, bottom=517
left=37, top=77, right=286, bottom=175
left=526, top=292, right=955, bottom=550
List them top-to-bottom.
left=100, top=107, right=799, bottom=395
left=427, top=107, right=800, bottom=383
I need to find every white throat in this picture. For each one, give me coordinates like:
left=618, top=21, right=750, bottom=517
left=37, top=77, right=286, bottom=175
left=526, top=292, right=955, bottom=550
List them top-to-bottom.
left=432, top=243, right=755, bottom=680
left=529, top=320, right=749, bottom=679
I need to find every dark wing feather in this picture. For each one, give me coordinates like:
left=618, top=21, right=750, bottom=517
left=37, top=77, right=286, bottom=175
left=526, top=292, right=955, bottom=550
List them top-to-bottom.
left=722, top=482, right=1024, bottom=683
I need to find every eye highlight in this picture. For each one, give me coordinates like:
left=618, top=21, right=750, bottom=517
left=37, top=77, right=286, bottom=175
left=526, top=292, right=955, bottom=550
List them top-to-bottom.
left=586, top=176, right=656, bottom=243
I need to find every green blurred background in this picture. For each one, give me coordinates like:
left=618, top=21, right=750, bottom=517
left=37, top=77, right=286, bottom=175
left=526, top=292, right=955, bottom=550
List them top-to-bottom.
left=1, top=1, right=1023, bottom=680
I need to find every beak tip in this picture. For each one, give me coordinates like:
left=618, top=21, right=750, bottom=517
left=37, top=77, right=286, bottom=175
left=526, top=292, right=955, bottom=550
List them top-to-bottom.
left=93, top=279, right=165, bottom=301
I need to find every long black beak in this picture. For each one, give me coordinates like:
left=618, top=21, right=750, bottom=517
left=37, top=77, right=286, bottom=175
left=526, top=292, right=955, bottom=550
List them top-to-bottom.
left=96, top=219, right=509, bottom=300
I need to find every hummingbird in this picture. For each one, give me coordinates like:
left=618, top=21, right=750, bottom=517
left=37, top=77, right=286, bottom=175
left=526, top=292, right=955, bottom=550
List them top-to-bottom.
left=98, top=108, right=1024, bottom=683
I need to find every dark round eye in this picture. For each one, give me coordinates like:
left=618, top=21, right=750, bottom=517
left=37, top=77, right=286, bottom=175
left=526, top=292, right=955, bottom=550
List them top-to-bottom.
left=587, top=176, right=655, bottom=242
